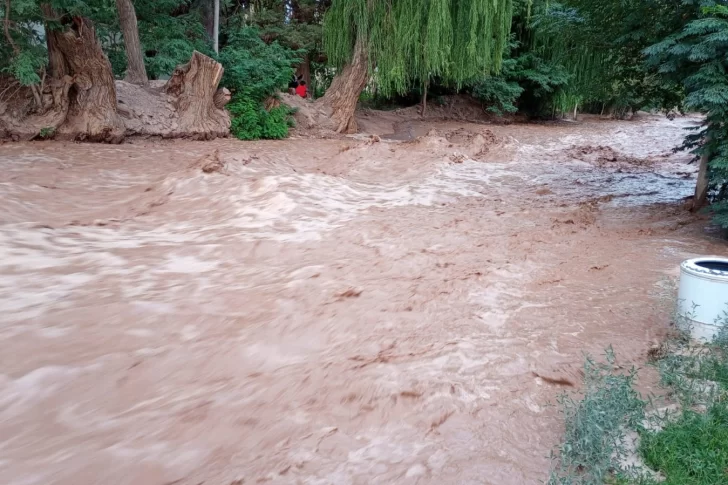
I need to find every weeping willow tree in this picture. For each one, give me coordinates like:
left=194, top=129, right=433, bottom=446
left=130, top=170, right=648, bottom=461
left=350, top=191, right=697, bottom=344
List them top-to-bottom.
left=320, top=0, right=513, bottom=133
left=530, top=0, right=693, bottom=117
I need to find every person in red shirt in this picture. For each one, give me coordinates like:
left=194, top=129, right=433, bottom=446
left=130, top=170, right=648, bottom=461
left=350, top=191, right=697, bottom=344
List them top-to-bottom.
left=295, top=80, right=307, bottom=98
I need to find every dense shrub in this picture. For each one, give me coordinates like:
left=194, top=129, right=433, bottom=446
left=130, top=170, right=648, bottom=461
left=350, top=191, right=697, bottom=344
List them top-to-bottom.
left=219, top=27, right=301, bottom=140
left=470, top=42, right=570, bottom=117
left=227, top=97, right=295, bottom=141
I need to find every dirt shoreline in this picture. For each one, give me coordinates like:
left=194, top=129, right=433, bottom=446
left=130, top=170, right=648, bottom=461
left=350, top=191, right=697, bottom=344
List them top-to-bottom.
left=0, top=112, right=725, bottom=485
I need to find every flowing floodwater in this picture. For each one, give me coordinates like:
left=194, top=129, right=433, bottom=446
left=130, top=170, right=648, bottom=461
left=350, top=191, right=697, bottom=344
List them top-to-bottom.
left=0, top=114, right=725, bottom=485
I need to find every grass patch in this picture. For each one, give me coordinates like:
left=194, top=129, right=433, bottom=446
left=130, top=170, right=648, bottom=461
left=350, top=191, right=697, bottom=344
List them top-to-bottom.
left=548, top=309, right=728, bottom=485
left=639, top=403, right=728, bottom=485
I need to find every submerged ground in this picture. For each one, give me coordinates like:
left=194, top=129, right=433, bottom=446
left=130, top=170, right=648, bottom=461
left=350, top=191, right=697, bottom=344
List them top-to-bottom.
left=0, top=113, right=725, bottom=485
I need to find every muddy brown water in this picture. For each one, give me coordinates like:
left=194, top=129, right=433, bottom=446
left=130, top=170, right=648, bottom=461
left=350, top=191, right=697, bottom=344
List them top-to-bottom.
left=0, top=114, right=726, bottom=485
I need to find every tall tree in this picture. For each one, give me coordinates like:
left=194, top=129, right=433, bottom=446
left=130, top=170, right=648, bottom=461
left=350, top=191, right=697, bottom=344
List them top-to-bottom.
left=115, top=0, right=148, bottom=84
left=321, top=0, right=513, bottom=133
left=531, top=0, right=692, bottom=115
left=645, top=3, right=728, bottom=224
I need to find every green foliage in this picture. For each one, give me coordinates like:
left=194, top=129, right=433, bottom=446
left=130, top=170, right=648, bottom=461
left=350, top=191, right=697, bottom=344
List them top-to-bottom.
left=0, top=0, right=46, bottom=85
left=0, top=0, right=209, bottom=85
left=92, top=0, right=212, bottom=79
left=136, top=0, right=211, bottom=79
left=323, top=0, right=513, bottom=96
left=531, top=0, right=690, bottom=114
left=224, top=1, right=329, bottom=98
left=228, top=1, right=323, bottom=53
left=645, top=3, right=728, bottom=228
left=220, top=27, right=301, bottom=140
left=220, top=27, right=301, bottom=100
left=470, top=39, right=570, bottom=116
left=6, top=49, right=44, bottom=86
left=472, top=76, right=523, bottom=115
left=228, top=97, right=295, bottom=141
left=228, top=97, right=264, bottom=140
left=262, top=104, right=296, bottom=139
left=38, top=126, right=55, bottom=138
left=550, top=309, right=728, bottom=485
left=656, top=310, right=728, bottom=405
left=636, top=319, right=728, bottom=485
left=548, top=348, right=645, bottom=485
left=639, top=404, right=728, bottom=485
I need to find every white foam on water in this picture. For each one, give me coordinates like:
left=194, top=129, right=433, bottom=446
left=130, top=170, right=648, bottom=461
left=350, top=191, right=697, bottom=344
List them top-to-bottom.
left=0, top=366, right=82, bottom=419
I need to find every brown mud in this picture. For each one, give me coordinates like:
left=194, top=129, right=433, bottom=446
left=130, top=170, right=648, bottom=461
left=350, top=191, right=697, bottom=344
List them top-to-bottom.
left=0, top=112, right=725, bottom=485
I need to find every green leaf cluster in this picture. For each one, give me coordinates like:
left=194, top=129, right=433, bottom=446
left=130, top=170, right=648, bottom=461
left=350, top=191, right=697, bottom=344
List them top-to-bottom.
left=220, top=26, right=301, bottom=140
left=470, top=40, right=570, bottom=116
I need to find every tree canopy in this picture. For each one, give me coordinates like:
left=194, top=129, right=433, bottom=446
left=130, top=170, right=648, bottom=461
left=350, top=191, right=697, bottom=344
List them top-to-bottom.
left=323, top=0, right=514, bottom=95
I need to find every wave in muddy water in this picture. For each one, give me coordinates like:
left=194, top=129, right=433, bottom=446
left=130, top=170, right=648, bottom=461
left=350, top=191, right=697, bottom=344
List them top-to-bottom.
left=0, top=114, right=720, bottom=485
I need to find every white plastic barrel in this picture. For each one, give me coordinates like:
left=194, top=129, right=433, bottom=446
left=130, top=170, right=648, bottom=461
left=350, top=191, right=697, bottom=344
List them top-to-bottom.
left=677, top=257, right=728, bottom=342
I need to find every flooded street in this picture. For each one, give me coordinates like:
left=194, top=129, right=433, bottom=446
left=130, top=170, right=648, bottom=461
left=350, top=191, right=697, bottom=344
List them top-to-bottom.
left=0, top=114, right=725, bottom=485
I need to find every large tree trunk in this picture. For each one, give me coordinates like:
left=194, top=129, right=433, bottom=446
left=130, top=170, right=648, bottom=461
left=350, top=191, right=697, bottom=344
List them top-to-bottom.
left=115, top=0, right=148, bottom=85
left=41, top=4, right=68, bottom=78
left=1, top=11, right=122, bottom=141
left=52, top=16, right=125, bottom=142
left=319, top=36, right=369, bottom=134
left=165, top=51, right=229, bottom=140
left=296, top=53, right=311, bottom=91
left=0, top=76, right=72, bottom=140
left=693, top=143, right=711, bottom=212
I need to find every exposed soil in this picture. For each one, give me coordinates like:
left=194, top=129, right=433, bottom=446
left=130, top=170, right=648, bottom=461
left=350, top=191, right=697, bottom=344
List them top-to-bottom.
left=0, top=112, right=725, bottom=485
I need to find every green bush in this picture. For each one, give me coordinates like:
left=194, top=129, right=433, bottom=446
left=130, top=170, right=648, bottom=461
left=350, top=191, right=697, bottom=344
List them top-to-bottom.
left=219, top=27, right=301, bottom=140
left=469, top=41, right=570, bottom=117
left=471, top=73, right=523, bottom=115
left=228, top=97, right=295, bottom=141
left=228, top=98, right=264, bottom=140
left=262, top=105, right=296, bottom=139
left=548, top=348, right=645, bottom=485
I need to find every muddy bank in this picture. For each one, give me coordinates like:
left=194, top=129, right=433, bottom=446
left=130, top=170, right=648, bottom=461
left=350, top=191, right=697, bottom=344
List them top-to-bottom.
left=0, top=114, right=724, bottom=485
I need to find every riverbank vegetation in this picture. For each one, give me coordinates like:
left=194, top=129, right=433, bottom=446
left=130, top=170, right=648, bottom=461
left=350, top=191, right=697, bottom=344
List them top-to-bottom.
left=1, top=0, right=726, bottom=225
left=548, top=309, right=728, bottom=485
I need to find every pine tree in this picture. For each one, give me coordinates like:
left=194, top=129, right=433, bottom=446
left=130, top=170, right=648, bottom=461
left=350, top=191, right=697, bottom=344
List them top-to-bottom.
left=645, top=3, right=728, bottom=226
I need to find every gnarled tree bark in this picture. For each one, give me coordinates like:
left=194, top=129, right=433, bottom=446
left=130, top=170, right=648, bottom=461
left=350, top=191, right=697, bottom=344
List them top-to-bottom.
left=115, top=0, right=148, bottom=85
left=41, top=4, right=68, bottom=79
left=1, top=9, right=121, bottom=141
left=52, top=16, right=125, bottom=142
left=2, top=28, right=230, bottom=141
left=319, top=36, right=369, bottom=134
left=165, top=51, right=229, bottom=140
left=0, top=75, right=72, bottom=135
left=213, top=87, right=231, bottom=110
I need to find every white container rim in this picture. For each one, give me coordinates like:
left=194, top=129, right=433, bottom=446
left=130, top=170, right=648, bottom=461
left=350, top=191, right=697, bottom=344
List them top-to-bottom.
left=680, top=256, right=728, bottom=282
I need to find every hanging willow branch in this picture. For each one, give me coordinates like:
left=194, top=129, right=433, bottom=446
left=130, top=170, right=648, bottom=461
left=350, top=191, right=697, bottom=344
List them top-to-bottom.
left=323, top=0, right=514, bottom=96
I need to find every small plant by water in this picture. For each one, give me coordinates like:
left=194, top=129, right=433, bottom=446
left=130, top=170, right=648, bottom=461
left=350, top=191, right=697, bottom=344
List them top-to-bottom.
left=548, top=309, right=728, bottom=485
left=547, top=347, right=645, bottom=485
